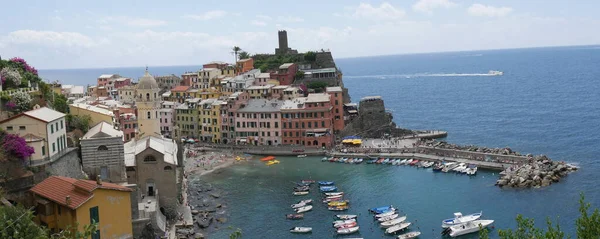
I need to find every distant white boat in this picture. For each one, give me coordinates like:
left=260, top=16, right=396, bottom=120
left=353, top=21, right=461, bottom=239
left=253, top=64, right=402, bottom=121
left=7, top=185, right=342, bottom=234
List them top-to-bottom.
left=488, top=70, right=503, bottom=76
left=297, top=154, right=307, bottom=158
left=453, top=163, right=467, bottom=173
left=466, top=166, right=478, bottom=175
left=293, top=191, right=309, bottom=196
left=295, top=205, right=313, bottom=213
left=375, top=210, right=396, bottom=218
left=441, top=212, right=483, bottom=228
left=378, top=213, right=399, bottom=222
left=380, top=216, right=407, bottom=228
left=446, top=219, right=494, bottom=237
left=385, top=222, right=411, bottom=234
left=337, top=226, right=360, bottom=235
left=290, top=227, right=312, bottom=233
left=397, top=231, right=421, bottom=239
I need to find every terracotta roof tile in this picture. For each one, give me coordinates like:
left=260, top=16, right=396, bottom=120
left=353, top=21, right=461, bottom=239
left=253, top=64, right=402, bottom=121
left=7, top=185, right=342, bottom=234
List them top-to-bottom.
left=30, top=176, right=131, bottom=210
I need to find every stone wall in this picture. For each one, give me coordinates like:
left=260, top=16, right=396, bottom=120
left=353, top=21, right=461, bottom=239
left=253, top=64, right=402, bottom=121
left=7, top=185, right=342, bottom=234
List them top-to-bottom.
left=341, top=98, right=412, bottom=138
left=81, top=137, right=125, bottom=182
left=44, top=149, right=86, bottom=179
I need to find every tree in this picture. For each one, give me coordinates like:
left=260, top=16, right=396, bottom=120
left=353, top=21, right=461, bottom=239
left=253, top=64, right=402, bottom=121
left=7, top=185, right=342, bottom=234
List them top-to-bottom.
left=232, top=46, right=241, bottom=62
left=238, top=51, right=250, bottom=60
left=304, top=51, right=317, bottom=62
left=295, top=71, right=305, bottom=80
left=307, top=81, right=328, bottom=92
left=10, top=91, right=32, bottom=113
left=52, top=93, right=69, bottom=114
left=67, top=114, right=91, bottom=133
left=576, top=193, right=600, bottom=237
left=0, top=205, right=47, bottom=239
left=49, top=222, right=98, bottom=239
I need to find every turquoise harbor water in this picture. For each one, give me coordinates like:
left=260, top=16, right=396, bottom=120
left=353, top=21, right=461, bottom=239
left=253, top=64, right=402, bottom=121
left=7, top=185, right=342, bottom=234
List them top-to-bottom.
left=39, top=46, right=600, bottom=238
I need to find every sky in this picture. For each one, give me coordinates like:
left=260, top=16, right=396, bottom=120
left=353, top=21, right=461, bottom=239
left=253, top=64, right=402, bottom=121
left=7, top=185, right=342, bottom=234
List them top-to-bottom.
left=1, top=0, right=599, bottom=69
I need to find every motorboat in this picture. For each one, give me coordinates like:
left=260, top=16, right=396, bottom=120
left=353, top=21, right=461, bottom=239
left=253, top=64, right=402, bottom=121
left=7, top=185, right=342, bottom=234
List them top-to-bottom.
left=488, top=70, right=503, bottom=76
left=297, top=154, right=307, bottom=158
left=260, top=156, right=275, bottom=161
left=321, top=157, right=329, bottom=161
left=329, top=157, right=338, bottom=162
left=347, top=158, right=354, bottom=164
left=355, top=158, right=364, bottom=164
left=376, top=158, right=385, bottom=164
left=383, top=158, right=390, bottom=164
left=367, top=159, right=377, bottom=164
left=400, top=159, right=408, bottom=164
left=403, top=159, right=413, bottom=165
left=409, top=159, right=420, bottom=166
left=266, top=160, right=280, bottom=166
left=422, top=161, right=435, bottom=168
left=442, top=162, right=458, bottom=172
left=432, top=163, right=444, bottom=171
left=453, top=163, right=467, bottom=173
left=466, top=165, right=478, bottom=175
left=301, top=179, right=315, bottom=184
left=318, top=181, right=334, bottom=186
left=294, top=186, right=310, bottom=192
left=320, top=186, right=338, bottom=192
left=293, top=191, right=309, bottom=196
left=325, top=192, right=343, bottom=196
left=323, top=196, right=343, bottom=203
left=299, top=199, right=312, bottom=205
left=328, top=200, right=349, bottom=207
left=291, top=202, right=308, bottom=209
left=295, top=205, right=313, bottom=213
left=369, top=205, right=394, bottom=214
left=328, top=206, right=349, bottom=211
left=375, top=210, right=396, bottom=218
left=441, top=212, right=483, bottom=228
left=286, top=213, right=304, bottom=220
left=377, top=213, right=399, bottom=222
left=336, top=214, right=358, bottom=220
left=380, top=216, right=407, bottom=228
left=333, top=219, right=356, bottom=226
left=443, top=219, right=494, bottom=237
left=336, top=221, right=358, bottom=229
left=386, top=222, right=411, bottom=234
left=337, top=226, right=359, bottom=235
left=290, top=227, right=312, bottom=234
left=397, top=231, right=421, bottom=239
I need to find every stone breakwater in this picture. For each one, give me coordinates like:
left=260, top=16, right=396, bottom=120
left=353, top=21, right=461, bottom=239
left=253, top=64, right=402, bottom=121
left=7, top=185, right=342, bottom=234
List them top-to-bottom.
left=420, top=139, right=526, bottom=156
left=495, top=155, right=578, bottom=188
left=183, top=180, right=229, bottom=239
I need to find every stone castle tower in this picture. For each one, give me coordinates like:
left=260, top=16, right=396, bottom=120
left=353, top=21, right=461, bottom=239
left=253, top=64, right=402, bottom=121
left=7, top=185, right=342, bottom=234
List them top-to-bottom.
left=275, top=30, right=297, bottom=55
left=135, top=69, right=161, bottom=138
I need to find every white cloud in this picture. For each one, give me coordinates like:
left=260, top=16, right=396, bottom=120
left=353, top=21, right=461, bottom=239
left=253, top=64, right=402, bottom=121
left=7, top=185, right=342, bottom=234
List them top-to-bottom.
left=413, top=0, right=457, bottom=14
left=352, top=2, right=406, bottom=20
left=468, top=4, right=513, bottom=17
left=183, top=10, right=227, bottom=20
left=256, top=15, right=272, bottom=21
left=99, top=16, right=167, bottom=27
left=277, top=16, right=304, bottom=23
left=251, top=20, right=267, bottom=26
left=1, top=30, right=98, bottom=48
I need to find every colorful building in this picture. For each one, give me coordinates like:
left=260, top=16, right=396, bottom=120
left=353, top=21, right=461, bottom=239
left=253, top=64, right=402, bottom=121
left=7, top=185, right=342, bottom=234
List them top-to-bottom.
left=236, top=58, right=254, bottom=74
left=270, top=63, right=298, bottom=85
left=197, top=68, right=222, bottom=89
left=180, top=72, right=197, bottom=87
left=244, top=84, right=274, bottom=99
left=169, top=85, right=191, bottom=104
left=326, top=87, right=345, bottom=134
left=220, top=92, right=249, bottom=144
left=280, top=93, right=334, bottom=148
left=175, top=98, right=199, bottom=138
left=198, top=99, right=222, bottom=143
left=235, top=99, right=283, bottom=145
left=160, top=101, right=177, bottom=138
left=69, top=103, right=115, bottom=127
left=0, top=107, right=68, bottom=163
left=113, top=107, right=137, bottom=142
left=31, top=176, right=133, bottom=238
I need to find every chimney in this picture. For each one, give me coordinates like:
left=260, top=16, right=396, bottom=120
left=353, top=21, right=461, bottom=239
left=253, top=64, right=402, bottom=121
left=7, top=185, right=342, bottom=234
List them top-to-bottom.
left=96, top=175, right=102, bottom=185
left=66, top=195, right=71, bottom=206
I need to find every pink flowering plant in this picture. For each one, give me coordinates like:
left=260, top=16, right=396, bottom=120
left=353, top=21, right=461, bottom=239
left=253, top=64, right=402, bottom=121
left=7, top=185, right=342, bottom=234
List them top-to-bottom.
left=9, top=57, right=38, bottom=76
left=5, top=101, right=16, bottom=110
left=1, top=133, right=35, bottom=160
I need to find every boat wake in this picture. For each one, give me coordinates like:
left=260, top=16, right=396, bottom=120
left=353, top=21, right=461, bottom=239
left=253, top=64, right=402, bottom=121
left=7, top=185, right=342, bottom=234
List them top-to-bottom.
left=346, top=71, right=503, bottom=79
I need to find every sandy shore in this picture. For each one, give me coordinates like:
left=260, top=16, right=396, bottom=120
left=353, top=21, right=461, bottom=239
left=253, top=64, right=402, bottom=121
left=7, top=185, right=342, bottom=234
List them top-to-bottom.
left=184, top=148, right=239, bottom=176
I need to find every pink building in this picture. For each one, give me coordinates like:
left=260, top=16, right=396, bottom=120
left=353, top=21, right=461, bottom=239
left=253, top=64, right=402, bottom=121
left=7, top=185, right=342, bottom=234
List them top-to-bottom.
left=270, top=63, right=298, bottom=85
left=113, top=77, right=132, bottom=89
left=221, top=92, right=249, bottom=144
left=280, top=93, right=334, bottom=148
left=234, top=99, right=283, bottom=146
left=160, top=101, right=177, bottom=138
left=113, top=107, right=137, bottom=142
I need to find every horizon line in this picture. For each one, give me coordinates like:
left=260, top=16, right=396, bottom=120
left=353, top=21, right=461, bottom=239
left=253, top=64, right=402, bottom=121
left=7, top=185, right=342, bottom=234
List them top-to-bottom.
left=37, top=43, right=600, bottom=71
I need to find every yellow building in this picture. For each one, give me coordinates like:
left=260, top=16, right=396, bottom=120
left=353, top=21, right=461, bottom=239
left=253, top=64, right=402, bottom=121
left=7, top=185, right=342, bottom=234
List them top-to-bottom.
left=193, top=89, right=222, bottom=100
left=175, top=98, right=199, bottom=138
left=198, top=99, right=223, bottom=143
left=69, top=103, right=115, bottom=127
left=31, top=176, right=133, bottom=239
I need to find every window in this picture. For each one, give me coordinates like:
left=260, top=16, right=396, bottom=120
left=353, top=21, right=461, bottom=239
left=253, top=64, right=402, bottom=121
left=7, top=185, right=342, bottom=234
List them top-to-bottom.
left=146, top=93, right=150, bottom=100
left=336, top=109, right=339, bottom=113
left=147, top=112, right=151, bottom=119
left=274, top=114, right=278, bottom=119
left=61, top=120, right=64, bottom=129
left=322, top=121, right=325, bottom=127
left=55, top=122, right=59, bottom=131
left=275, top=122, right=279, bottom=128
left=308, top=122, right=311, bottom=128
left=51, top=125, right=54, bottom=133
left=6, top=126, right=13, bottom=131
left=19, top=126, right=26, bottom=130
left=275, top=132, right=279, bottom=136
left=283, top=132, right=287, bottom=137
left=296, top=132, right=299, bottom=137
left=52, top=143, right=56, bottom=152
left=97, top=145, right=108, bottom=151
left=42, top=146, right=45, bottom=156
left=144, top=155, right=157, bottom=162
left=164, top=166, right=173, bottom=171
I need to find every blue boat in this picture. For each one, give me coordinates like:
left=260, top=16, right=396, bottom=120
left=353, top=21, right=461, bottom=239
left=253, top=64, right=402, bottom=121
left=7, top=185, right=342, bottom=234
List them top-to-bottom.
left=318, top=181, right=334, bottom=186
left=320, top=186, right=338, bottom=192
left=369, top=205, right=394, bottom=214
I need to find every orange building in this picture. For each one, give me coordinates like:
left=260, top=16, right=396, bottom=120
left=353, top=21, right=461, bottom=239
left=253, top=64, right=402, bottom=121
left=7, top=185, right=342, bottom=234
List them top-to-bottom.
left=236, top=58, right=254, bottom=74
left=326, top=87, right=345, bottom=134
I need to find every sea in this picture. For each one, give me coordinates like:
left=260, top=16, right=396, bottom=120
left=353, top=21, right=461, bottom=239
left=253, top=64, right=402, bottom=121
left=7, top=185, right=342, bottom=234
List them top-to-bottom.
left=39, top=45, right=600, bottom=238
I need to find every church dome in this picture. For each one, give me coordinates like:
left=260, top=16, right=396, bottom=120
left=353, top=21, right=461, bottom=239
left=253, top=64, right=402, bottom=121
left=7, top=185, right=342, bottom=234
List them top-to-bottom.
left=137, top=70, right=159, bottom=90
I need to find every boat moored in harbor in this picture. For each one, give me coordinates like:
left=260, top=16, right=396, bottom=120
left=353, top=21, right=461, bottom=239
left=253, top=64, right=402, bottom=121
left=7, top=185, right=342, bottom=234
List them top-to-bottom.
left=441, top=212, right=483, bottom=228
left=442, top=219, right=494, bottom=237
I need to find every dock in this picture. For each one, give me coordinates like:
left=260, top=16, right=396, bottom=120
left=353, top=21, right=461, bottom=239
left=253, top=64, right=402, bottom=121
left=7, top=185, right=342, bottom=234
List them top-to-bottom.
left=328, top=152, right=510, bottom=170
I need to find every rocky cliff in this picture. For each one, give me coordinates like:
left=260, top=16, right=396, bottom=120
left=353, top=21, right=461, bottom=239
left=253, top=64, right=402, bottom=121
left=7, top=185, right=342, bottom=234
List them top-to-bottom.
left=341, top=96, right=412, bottom=138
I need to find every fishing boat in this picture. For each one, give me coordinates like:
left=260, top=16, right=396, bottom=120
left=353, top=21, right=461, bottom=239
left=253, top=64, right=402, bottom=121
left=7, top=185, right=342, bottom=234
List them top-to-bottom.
left=297, top=154, right=307, bottom=158
left=260, top=156, right=275, bottom=161
left=329, top=157, right=338, bottom=162
left=347, top=158, right=354, bottom=164
left=382, top=158, right=390, bottom=164
left=367, top=159, right=377, bottom=164
left=399, top=159, right=407, bottom=164
left=403, top=159, right=414, bottom=165
left=409, top=159, right=420, bottom=166
left=266, top=160, right=280, bottom=166
left=422, top=161, right=435, bottom=168
left=466, top=165, right=478, bottom=175
left=301, top=180, right=315, bottom=184
left=318, top=181, right=334, bottom=186
left=320, top=186, right=338, bottom=192
left=293, top=191, right=309, bottom=196
left=325, top=192, right=344, bottom=196
left=323, top=197, right=343, bottom=203
left=295, top=205, right=313, bottom=213
left=369, top=205, right=394, bottom=214
left=328, top=206, right=349, bottom=211
left=375, top=210, right=396, bottom=218
left=441, top=212, right=483, bottom=228
left=286, top=213, right=304, bottom=220
left=377, top=213, right=399, bottom=222
left=335, top=214, right=358, bottom=220
left=380, top=216, right=407, bottom=228
left=332, top=219, right=356, bottom=225
left=443, top=219, right=494, bottom=237
left=386, top=222, right=411, bottom=234
left=337, top=226, right=360, bottom=235
left=290, top=227, right=312, bottom=234
left=397, top=231, right=421, bottom=239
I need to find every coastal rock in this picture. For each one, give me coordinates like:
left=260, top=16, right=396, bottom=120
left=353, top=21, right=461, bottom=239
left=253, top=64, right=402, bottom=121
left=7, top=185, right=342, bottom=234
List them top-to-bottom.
left=541, top=179, right=551, bottom=187
left=209, top=192, right=221, bottom=198
left=191, top=210, right=199, bottom=215
left=196, top=217, right=213, bottom=228
left=216, top=217, right=227, bottom=223
left=194, top=233, right=205, bottom=239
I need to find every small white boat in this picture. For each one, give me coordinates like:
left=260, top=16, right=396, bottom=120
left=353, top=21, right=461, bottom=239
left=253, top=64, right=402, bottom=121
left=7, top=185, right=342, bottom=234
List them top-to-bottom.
left=488, top=70, right=503, bottom=76
left=297, top=154, right=307, bottom=158
left=400, top=159, right=408, bottom=164
left=403, top=159, right=413, bottom=165
left=422, top=161, right=435, bottom=168
left=442, top=162, right=458, bottom=172
left=453, top=163, right=467, bottom=173
left=466, top=166, right=478, bottom=175
left=293, top=191, right=309, bottom=196
left=325, top=192, right=344, bottom=196
left=299, top=199, right=313, bottom=205
left=291, top=202, right=307, bottom=209
left=295, top=205, right=313, bottom=213
left=375, top=210, right=396, bottom=218
left=441, top=212, right=483, bottom=228
left=378, top=213, right=399, bottom=222
left=336, top=214, right=358, bottom=220
left=380, top=216, right=407, bottom=228
left=333, top=219, right=356, bottom=226
left=447, top=219, right=494, bottom=237
left=386, top=222, right=411, bottom=234
left=337, top=226, right=359, bottom=235
left=290, top=227, right=312, bottom=233
left=397, top=231, right=421, bottom=239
